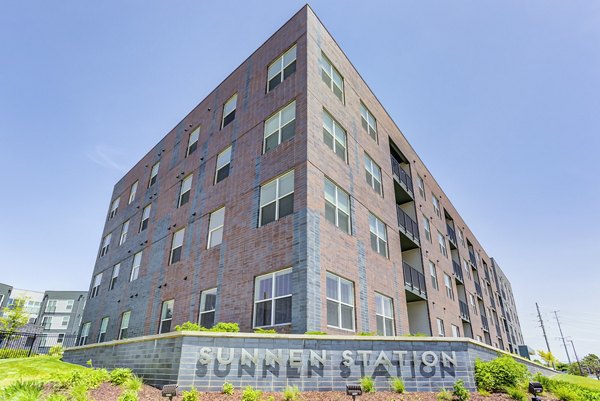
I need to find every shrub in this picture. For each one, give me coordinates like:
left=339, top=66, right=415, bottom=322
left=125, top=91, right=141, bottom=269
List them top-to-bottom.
left=175, top=321, right=204, bottom=331
left=209, top=322, right=240, bottom=332
left=254, top=328, right=277, bottom=334
left=304, top=331, right=327, bottom=335
left=358, top=331, right=376, bottom=336
left=403, top=332, right=427, bottom=337
left=49, top=344, right=64, bottom=358
left=0, top=348, right=29, bottom=359
left=474, top=355, right=528, bottom=392
left=85, top=368, right=110, bottom=389
left=110, top=368, right=134, bottom=385
left=123, top=375, right=143, bottom=392
left=360, top=376, right=376, bottom=393
left=389, top=376, right=405, bottom=393
left=453, top=379, right=470, bottom=401
left=0, top=380, right=44, bottom=401
left=70, top=382, right=91, bottom=401
left=222, top=382, right=234, bottom=395
left=283, top=385, right=300, bottom=401
left=241, top=386, right=262, bottom=401
left=553, top=386, right=582, bottom=401
left=182, top=387, right=200, bottom=401
left=506, top=387, right=527, bottom=401
left=437, top=388, right=452, bottom=401
left=478, top=389, right=491, bottom=397
left=118, top=390, right=139, bottom=401
left=46, top=394, right=69, bottom=401
left=265, top=397, right=275, bottom=401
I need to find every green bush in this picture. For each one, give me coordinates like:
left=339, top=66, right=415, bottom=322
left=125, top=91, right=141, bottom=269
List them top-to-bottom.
left=175, top=321, right=204, bottom=331
left=209, top=322, right=240, bottom=332
left=254, top=328, right=277, bottom=334
left=304, top=331, right=327, bottom=335
left=358, top=331, right=376, bottom=336
left=403, top=332, right=427, bottom=337
left=49, top=344, right=64, bottom=358
left=0, top=348, right=30, bottom=359
left=474, top=355, right=528, bottom=392
left=85, top=368, right=110, bottom=389
left=110, top=368, right=134, bottom=385
left=123, top=375, right=143, bottom=392
left=360, top=376, right=375, bottom=393
left=389, top=376, right=405, bottom=393
left=453, top=379, right=470, bottom=401
left=0, top=380, right=44, bottom=401
left=222, top=381, right=234, bottom=395
left=70, top=382, right=91, bottom=401
left=283, top=385, right=300, bottom=401
left=241, top=386, right=262, bottom=401
left=554, top=386, right=582, bottom=401
left=182, top=387, right=200, bottom=401
left=506, top=387, right=527, bottom=401
left=437, top=388, right=452, bottom=401
left=478, top=389, right=491, bottom=397
left=118, top=390, right=139, bottom=401
left=46, top=394, right=69, bottom=401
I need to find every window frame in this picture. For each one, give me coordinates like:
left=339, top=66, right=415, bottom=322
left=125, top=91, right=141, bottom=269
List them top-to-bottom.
left=267, top=44, right=297, bottom=92
left=320, top=52, right=344, bottom=102
left=222, top=94, right=237, bottom=128
left=263, top=100, right=296, bottom=153
left=360, top=102, right=378, bottom=141
left=322, top=110, right=347, bottom=162
left=186, top=127, right=200, bottom=157
left=215, top=146, right=232, bottom=184
left=364, top=153, right=383, bottom=196
left=149, top=162, right=160, bottom=188
left=258, top=170, right=294, bottom=227
left=178, top=175, right=193, bottom=207
left=417, top=175, right=426, bottom=199
left=324, top=177, right=351, bottom=234
left=128, top=181, right=138, bottom=204
left=432, top=195, right=441, bottom=218
left=109, top=197, right=120, bottom=219
left=139, top=204, right=151, bottom=232
left=207, top=207, right=225, bottom=249
left=369, top=212, right=388, bottom=258
left=422, top=215, right=432, bottom=242
left=119, top=220, right=129, bottom=246
left=169, top=228, right=185, bottom=264
left=438, top=231, right=448, bottom=257
left=100, top=233, right=111, bottom=257
left=130, top=251, right=142, bottom=281
left=429, top=261, right=439, bottom=290
left=110, top=263, right=120, bottom=290
left=253, top=268, right=293, bottom=328
left=326, top=272, right=355, bottom=331
left=90, top=273, right=102, bottom=298
left=444, top=273, right=454, bottom=300
left=199, top=288, right=217, bottom=329
left=375, top=293, right=395, bottom=336
left=158, top=299, right=174, bottom=334
left=119, top=311, right=131, bottom=340
left=98, top=317, right=109, bottom=343
left=437, top=318, right=445, bottom=336
left=78, top=322, right=90, bottom=346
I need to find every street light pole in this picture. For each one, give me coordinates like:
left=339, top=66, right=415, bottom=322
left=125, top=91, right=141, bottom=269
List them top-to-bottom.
left=569, top=340, right=584, bottom=376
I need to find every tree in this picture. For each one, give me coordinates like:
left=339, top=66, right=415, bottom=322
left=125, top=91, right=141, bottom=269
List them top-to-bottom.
left=0, top=297, right=29, bottom=334
left=537, top=350, right=559, bottom=368
left=582, top=354, right=600, bottom=379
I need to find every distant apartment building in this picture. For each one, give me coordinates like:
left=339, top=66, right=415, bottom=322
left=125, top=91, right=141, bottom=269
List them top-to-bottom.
left=79, top=6, right=524, bottom=353
left=492, top=259, right=525, bottom=353
left=0, top=283, right=11, bottom=310
left=5, top=288, right=44, bottom=324
left=37, top=291, right=87, bottom=347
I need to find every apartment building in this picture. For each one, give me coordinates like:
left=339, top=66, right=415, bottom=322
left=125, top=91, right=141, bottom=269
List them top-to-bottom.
left=79, top=5, right=524, bottom=352
left=0, top=283, right=11, bottom=310
left=36, top=291, right=87, bottom=347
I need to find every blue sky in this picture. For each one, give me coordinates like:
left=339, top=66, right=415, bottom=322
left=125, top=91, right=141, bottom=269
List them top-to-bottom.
left=1, top=1, right=598, bottom=359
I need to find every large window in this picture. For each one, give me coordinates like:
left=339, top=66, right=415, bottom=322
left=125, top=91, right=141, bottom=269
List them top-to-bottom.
left=267, top=45, right=297, bottom=92
left=321, top=53, right=344, bottom=101
left=222, top=94, right=237, bottom=128
left=263, top=101, right=295, bottom=152
left=360, top=103, right=377, bottom=141
left=322, top=111, right=347, bottom=162
left=186, top=127, right=200, bottom=157
left=215, top=146, right=231, bottom=184
left=364, top=153, right=382, bottom=195
left=149, top=162, right=160, bottom=188
left=259, top=170, right=294, bottom=226
left=178, top=175, right=192, bottom=207
left=417, top=175, right=425, bottom=199
left=324, top=178, right=350, bottom=234
left=128, top=181, right=138, bottom=204
left=432, top=195, right=441, bottom=218
left=109, top=197, right=119, bottom=219
left=139, top=204, right=151, bottom=232
left=207, top=208, right=225, bottom=248
left=369, top=213, right=388, bottom=258
left=423, top=215, right=432, bottom=242
left=119, top=220, right=129, bottom=246
left=170, top=228, right=185, bottom=264
left=438, top=231, right=448, bottom=257
left=100, top=233, right=111, bottom=257
left=130, top=251, right=142, bottom=281
left=429, top=261, right=439, bottom=290
left=110, top=264, right=120, bottom=290
left=253, top=268, right=292, bottom=328
left=90, top=273, right=102, bottom=298
left=326, top=273, right=354, bottom=331
left=444, top=273, right=454, bottom=300
left=199, top=288, right=216, bottom=328
left=375, top=293, right=394, bottom=336
left=159, top=300, right=174, bottom=334
left=119, top=311, right=131, bottom=340
left=98, top=317, right=109, bottom=343
left=436, top=318, right=445, bottom=336
left=78, top=322, right=90, bottom=346
left=451, top=324, right=460, bottom=338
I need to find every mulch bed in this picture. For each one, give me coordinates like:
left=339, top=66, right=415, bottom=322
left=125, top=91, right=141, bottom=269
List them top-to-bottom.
left=87, top=384, right=561, bottom=401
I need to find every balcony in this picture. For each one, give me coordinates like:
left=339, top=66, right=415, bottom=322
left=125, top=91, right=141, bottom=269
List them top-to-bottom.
left=391, top=156, right=413, bottom=202
left=396, top=205, right=420, bottom=249
left=447, top=224, right=458, bottom=249
left=469, top=251, right=478, bottom=269
left=452, top=260, right=464, bottom=283
left=403, top=262, right=427, bottom=301
left=484, top=268, right=491, bottom=283
left=475, top=281, right=483, bottom=299
left=489, top=295, right=496, bottom=309
left=459, top=300, right=470, bottom=322
left=481, top=315, right=490, bottom=332
left=496, top=326, right=502, bottom=338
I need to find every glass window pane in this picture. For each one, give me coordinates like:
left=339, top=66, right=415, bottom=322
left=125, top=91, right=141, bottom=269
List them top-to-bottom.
left=283, top=45, right=296, bottom=65
left=268, top=62, right=280, bottom=80
left=281, top=102, right=295, bottom=125
left=265, top=114, right=279, bottom=137
left=264, top=133, right=279, bottom=152
left=279, top=172, right=294, bottom=196
left=324, top=179, right=336, bottom=203
left=260, top=182, right=277, bottom=206
left=278, top=194, right=294, bottom=218
left=325, top=202, right=336, bottom=225
left=261, top=203, right=276, bottom=226
left=209, top=208, right=225, bottom=229
left=337, top=211, right=349, bottom=233
left=275, top=271, right=292, bottom=297
left=326, top=275, right=338, bottom=300
left=256, top=277, right=272, bottom=301
left=340, top=280, right=353, bottom=305
left=375, top=294, right=383, bottom=315
left=274, top=297, right=292, bottom=324
left=327, top=300, right=339, bottom=327
left=255, top=301, right=272, bottom=327
left=340, top=304, right=353, bottom=330
left=200, top=311, right=215, bottom=328
left=376, top=315, right=384, bottom=335
left=384, top=318, right=394, bottom=336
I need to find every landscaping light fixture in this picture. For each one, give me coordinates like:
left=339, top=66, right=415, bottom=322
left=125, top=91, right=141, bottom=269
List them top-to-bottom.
left=528, top=382, right=543, bottom=401
left=161, top=384, right=178, bottom=401
left=346, top=384, right=362, bottom=401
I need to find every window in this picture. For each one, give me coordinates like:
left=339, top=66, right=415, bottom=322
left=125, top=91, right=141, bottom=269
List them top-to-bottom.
left=267, top=45, right=296, bottom=92
left=321, top=53, right=344, bottom=101
left=222, top=94, right=237, bottom=128
left=264, top=101, right=295, bottom=152
left=360, top=103, right=377, bottom=141
left=322, top=111, right=347, bottom=162
left=186, top=127, right=200, bottom=157
left=215, top=146, right=231, bottom=183
left=364, top=153, right=382, bottom=195
left=149, top=162, right=160, bottom=188
left=259, top=170, right=294, bottom=226
left=178, top=175, right=192, bottom=207
left=417, top=175, right=425, bottom=199
left=324, top=178, right=350, bottom=233
left=128, top=181, right=138, bottom=204
left=432, top=196, right=441, bottom=218
left=109, top=197, right=119, bottom=219
left=139, top=204, right=151, bottom=232
left=207, top=208, right=225, bottom=248
left=369, top=213, right=388, bottom=258
left=422, top=215, right=432, bottom=242
left=119, top=220, right=129, bottom=246
left=170, top=228, right=185, bottom=264
left=458, top=228, right=465, bottom=246
left=438, top=231, right=448, bottom=257
left=100, top=233, right=111, bottom=257
left=130, top=251, right=142, bottom=281
left=463, top=259, right=471, bottom=280
left=429, top=261, right=439, bottom=290
left=110, top=264, right=120, bottom=290
left=254, top=268, right=292, bottom=328
left=90, top=273, right=102, bottom=298
left=326, top=273, right=355, bottom=331
left=444, top=273, right=454, bottom=300
left=199, top=289, right=216, bottom=329
left=375, top=293, right=394, bottom=336
left=469, top=293, right=477, bottom=315
left=159, top=299, right=174, bottom=334
left=45, top=300, right=56, bottom=312
left=119, top=311, right=131, bottom=340
left=41, top=316, right=51, bottom=329
left=62, top=316, right=69, bottom=327
left=98, top=317, right=109, bottom=343
left=437, top=318, right=445, bottom=336
left=78, top=322, right=90, bottom=346
left=451, top=324, right=460, bottom=337
left=476, top=335, right=482, bottom=342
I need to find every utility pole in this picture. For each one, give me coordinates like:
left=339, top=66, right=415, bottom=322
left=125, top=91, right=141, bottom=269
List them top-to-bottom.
left=536, top=303, right=552, bottom=354
left=553, top=310, right=572, bottom=364
left=569, top=340, right=584, bottom=376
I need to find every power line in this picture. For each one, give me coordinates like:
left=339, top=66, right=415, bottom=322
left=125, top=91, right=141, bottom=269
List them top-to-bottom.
left=553, top=310, right=571, bottom=364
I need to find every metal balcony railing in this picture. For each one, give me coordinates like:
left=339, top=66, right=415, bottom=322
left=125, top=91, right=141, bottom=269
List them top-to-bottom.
left=390, top=157, right=414, bottom=194
left=396, top=206, right=420, bottom=242
left=447, top=224, right=458, bottom=247
left=469, top=251, right=478, bottom=268
left=453, top=260, right=463, bottom=282
left=403, top=262, right=427, bottom=297
left=475, top=281, right=483, bottom=299
left=459, top=300, right=470, bottom=321
left=481, top=315, right=490, bottom=332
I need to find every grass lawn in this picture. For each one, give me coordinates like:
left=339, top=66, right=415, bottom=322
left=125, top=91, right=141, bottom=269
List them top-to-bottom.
left=0, top=356, right=88, bottom=387
left=555, top=373, right=600, bottom=390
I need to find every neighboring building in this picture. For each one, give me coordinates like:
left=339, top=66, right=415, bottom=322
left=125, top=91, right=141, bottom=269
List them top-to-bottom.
left=79, top=6, right=524, bottom=353
left=492, top=258, right=525, bottom=353
left=0, top=283, right=12, bottom=310
left=6, top=289, right=44, bottom=324
left=36, top=291, right=87, bottom=348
